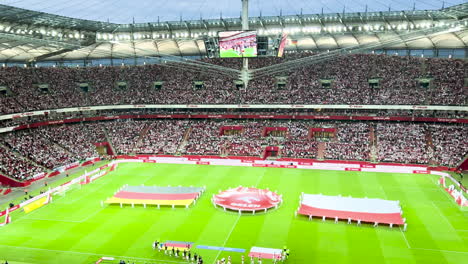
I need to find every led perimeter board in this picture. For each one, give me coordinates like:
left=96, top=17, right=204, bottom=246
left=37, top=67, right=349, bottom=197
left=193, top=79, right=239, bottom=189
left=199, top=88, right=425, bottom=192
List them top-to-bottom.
left=219, top=31, right=258, bottom=58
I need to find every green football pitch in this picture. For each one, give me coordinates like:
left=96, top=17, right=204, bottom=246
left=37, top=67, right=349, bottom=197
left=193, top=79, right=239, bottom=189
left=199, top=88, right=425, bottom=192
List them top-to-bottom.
left=220, top=47, right=256, bottom=58
left=1, top=162, right=467, bottom=264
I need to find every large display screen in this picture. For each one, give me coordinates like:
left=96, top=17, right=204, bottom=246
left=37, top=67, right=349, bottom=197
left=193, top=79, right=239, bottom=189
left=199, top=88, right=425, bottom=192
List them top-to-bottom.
left=219, top=31, right=257, bottom=58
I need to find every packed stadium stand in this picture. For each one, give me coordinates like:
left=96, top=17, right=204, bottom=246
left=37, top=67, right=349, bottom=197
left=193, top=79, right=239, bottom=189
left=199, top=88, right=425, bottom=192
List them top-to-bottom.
left=0, top=3, right=466, bottom=185
left=0, top=52, right=467, bottom=182
left=0, top=54, right=466, bottom=113
left=0, top=115, right=467, bottom=181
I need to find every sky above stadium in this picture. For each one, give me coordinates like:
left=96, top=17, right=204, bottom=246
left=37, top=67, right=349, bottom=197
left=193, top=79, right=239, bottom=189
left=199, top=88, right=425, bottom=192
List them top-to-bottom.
left=0, top=0, right=464, bottom=24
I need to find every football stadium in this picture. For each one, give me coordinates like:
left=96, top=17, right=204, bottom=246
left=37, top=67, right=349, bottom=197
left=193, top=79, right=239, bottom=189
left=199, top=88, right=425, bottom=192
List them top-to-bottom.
left=0, top=0, right=467, bottom=263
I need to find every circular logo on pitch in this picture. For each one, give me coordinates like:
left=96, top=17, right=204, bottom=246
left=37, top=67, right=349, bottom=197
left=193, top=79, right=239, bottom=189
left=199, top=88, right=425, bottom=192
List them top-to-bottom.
left=212, top=186, right=282, bottom=213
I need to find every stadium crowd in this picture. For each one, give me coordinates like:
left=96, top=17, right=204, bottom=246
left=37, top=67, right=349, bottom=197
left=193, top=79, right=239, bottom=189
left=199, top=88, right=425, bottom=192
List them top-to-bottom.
left=0, top=53, right=466, bottom=181
left=0, top=54, right=466, bottom=115
left=1, top=108, right=466, bottom=129
left=0, top=119, right=466, bottom=181
left=135, top=120, right=189, bottom=154
left=324, top=123, right=371, bottom=161
left=376, top=123, right=430, bottom=164
left=430, top=124, right=468, bottom=167
left=2, top=129, right=74, bottom=169
left=0, top=146, right=43, bottom=180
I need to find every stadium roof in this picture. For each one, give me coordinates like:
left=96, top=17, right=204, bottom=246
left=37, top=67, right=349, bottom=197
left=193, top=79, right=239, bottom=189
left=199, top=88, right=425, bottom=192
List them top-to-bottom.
left=2, top=0, right=467, bottom=23
left=0, top=2, right=466, bottom=62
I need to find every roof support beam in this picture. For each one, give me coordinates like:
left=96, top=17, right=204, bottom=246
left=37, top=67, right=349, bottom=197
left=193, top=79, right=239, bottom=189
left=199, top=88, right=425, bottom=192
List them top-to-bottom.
left=451, top=32, right=468, bottom=46
left=173, top=39, right=183, bottom=56
left=152, top=40, right=160, bottom=56
left=193, top=40, right=204, bottom=57
left=85, top=42, right=103, bottom=61
left=32, top=48, right=74, bottom=62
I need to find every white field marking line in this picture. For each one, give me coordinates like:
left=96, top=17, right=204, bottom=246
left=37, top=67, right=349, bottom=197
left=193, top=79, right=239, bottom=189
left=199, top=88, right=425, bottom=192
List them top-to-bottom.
left=60, top=167, right=138, bottom=205
left=254, top=169, right=265, bottom=187
left=211, top=171, right=262, bottom=263
left=360, top=173, right=411, bottom=250
left=366, top=174, right=466, bottom=253
left=424, top=174, right=464, bottom=207
left=14, top=177, right=109, bottom=223
left=376, top=177, right=388, bottom=199
left=432, top=179, right=464, bottom=209
left=60, top=180, right=109, bottom=204
left=382, top=186, right=441, bottom=191
left=10, top=195, right=66, bottom=223
left=430, top=201, right=455, bottom=227
left=19, top=207, right=104, bottom=224
left=78, top=207, right=105, bottom=222
left=212, top=214, right=241, bottom=264
left=17, top=217, right=83, bottom=223
left=398, top=219, right=468, bottom=253
left=399, top=227, right=411, bottom=249
left=0, top=244, right=188, bottom=263
left=410, top=247, right=468, bottom=255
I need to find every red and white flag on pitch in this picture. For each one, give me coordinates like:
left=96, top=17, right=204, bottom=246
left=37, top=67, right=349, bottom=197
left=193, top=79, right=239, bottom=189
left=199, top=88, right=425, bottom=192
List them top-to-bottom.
left=297, top=194, right=405, bottom=225
left=248, top=247, right=282, bottom=260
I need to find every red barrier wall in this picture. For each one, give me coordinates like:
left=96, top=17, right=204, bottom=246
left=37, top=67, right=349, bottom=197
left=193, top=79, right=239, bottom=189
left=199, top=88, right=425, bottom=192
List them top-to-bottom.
left=457, top=157, right=468, bottom=172
left=0, top=174, right=27, bottom=187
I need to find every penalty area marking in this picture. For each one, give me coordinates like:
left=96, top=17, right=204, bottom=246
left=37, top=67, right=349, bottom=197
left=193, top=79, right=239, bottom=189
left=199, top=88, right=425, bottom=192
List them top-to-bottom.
left=359, top=173, right=413, bottom=250
left=425, top=175, right=463, bottom=209
left=61, top=178, right=110, bottom=205
left=430, top=201, right=457, bottom=229
left=18, top=207, right=104, bottom=224
left=18, top=218, right=83, bottom=223
left=0, top=244, right=188, bottom=263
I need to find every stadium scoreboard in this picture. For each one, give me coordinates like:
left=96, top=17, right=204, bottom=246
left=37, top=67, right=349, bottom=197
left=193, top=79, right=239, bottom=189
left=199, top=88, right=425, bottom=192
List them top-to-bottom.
left=204, top=31, right=286, bottom=58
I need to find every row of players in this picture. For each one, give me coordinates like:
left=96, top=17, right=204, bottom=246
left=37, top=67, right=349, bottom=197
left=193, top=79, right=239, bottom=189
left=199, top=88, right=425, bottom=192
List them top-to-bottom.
left=152, top=241, right=290, bottom=264
left=153, top=241, right=204, bottom=264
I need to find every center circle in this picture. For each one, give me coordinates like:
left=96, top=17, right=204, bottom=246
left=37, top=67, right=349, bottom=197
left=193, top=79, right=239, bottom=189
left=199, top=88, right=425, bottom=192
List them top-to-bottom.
left=212, top=186, right=282, bottom=213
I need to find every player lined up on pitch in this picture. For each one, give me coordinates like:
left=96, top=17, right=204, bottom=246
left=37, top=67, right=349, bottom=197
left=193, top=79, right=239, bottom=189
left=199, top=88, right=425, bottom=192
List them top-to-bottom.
left=153, top=240, right=204, bottom=264
left=153, top=240, right=290, bottom=264
left=215, top=248, right=289, bottom=264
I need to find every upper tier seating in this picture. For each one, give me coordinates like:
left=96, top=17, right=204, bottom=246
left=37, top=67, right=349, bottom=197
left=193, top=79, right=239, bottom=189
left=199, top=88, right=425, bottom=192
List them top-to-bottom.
left=0, top=54, right=466, bottom=115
